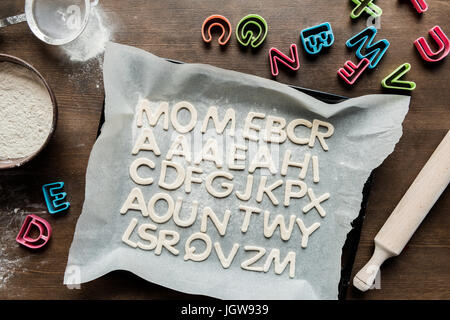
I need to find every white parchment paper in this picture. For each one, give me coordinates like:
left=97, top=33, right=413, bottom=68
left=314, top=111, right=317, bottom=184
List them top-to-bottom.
left=64, top=42, right=410, bottom=299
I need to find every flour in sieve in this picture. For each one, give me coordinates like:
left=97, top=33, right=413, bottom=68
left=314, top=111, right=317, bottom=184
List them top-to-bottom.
left=0, top=62, right=54, bottom=160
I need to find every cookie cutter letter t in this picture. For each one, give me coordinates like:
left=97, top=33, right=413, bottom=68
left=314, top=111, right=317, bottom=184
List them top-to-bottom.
left=43, top=182, right=70, bottom=214
left=16, top=214, right=52, bottom=249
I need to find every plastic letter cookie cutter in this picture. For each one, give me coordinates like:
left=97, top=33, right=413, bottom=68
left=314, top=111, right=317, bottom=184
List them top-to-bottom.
left=350, top=0, right=382, bottom=19
left=410, top=0, right=428, bottom=13
left=235, top=14, right=268, bottom=48
left=201, top=15, right=232, bottom=46
left=300, top=22, right=334, bottom=55
left=346, top=26, right=390, bottom=69
left=414, top=26, right=449, bottom=62
left=269, top=44, right=300, bottom=77
left=337, top=58, right=371, bottom=85
left=381, top=63, right=416, bottom=91
left=42, top=182, right=70, bottom=214
left=16, top=214, right=52, bottom=249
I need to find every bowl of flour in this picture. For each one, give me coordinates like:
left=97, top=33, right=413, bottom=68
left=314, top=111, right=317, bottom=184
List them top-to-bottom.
left=0, top=54, right=57, bottom=169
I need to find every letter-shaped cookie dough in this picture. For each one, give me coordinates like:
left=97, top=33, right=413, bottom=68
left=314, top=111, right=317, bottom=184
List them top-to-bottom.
left=136, top=99, right=169, bottom=130
left=170, top=101, right=198, bottom=134
left=201, top=107, right=236, bottom=136
left=243, top=112, right=265, bottom=141
left=264, top=115, right=287, bottom=143
left=286, top=118, right=312, bottom=145
left=309, top=119, right=334, bottom=151
left=132, top=128, right=161, bottom=156
left=166, top=135, right=192, bottom=163
left=227, top=144, right=247, bottom=170
left=249, top=145, right=277, bottom=174
left=281, top=150, right=311, bottom=179
left=129, top=157, right=155, bottom=185
left=159, top=160, right=186, bottom=190
left=184, top=166, right=203, bottom=193
left=205, top=171, right=234, bottom=198
left=256, top=177, right=283, bottom=205
left=284, top=179, right=307, bottom=206
left=120, top=187, right=149, bottom=217
left=303, top=188, right=330, bottom=217
left=148, top=192, right=174, bottom=224
left=173, top=197, right=199, bottom=228
left=239, top=205, right=261, bottom=233
left=201, top=207, right=231, bottom=236
left=263, top=212, right=297, bottom=241
left=296, top=218, right=320, bottom=248
left=137, top=223, right=158, bottom=250
left=155, top=230, right=180, bottom=256
left=184, top=232, right=212, bottom=262
left=214, top=242, right=240, bottom=269
left=241, top=246, right=266, bottom=272
left=263, top=249, right=296, bottom=278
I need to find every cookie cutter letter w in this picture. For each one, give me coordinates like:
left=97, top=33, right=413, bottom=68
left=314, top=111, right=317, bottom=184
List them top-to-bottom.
left=201, top=15, right=232, bottom=46
left=300, top=22, right=334, bottom=55
left=43, top=182, right=70, bottom=214
left=16, top=215, right=52, bottom=249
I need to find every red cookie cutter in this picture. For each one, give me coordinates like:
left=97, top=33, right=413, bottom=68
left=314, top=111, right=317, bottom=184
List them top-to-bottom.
left=410, top=0, right=428, bottom=13
left=201, top=15, right=232, bottom=46
left=414, top=26, right=449, bottom=62
left=269, top=44, right=300, bottom=77
left=337, top=58, right=370, bottom=85
left=16, top=214, right=52, bottom=249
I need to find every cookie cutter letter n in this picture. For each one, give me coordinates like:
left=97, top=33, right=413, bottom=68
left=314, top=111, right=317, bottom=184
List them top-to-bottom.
left=350, top=0, right=382, bottom=19
left=236, top=14, right=268, bottom=48
left=201, top=15, right=232, bottom=46
left=300, top=22, right=334, bottom=55
left=346, top=26, right=389, bottom=69
left=414, top=26, right=449, bottom=62
left=269, top=44, right=300, bottom=77
left=337, top=58, right=370, bottom=85
left=381, top=63, right=416, bottom=91
left=43, top=182, right=70, bottom=214
left=16, top=215, right=52, bottom=249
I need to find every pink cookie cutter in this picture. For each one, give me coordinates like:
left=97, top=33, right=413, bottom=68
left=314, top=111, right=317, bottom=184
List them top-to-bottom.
left=410, top=0, right=428, bottom=13
left=201, top=15, right=232, bottom=46
left=414, top=26, right=449, bottom=62
left=269, top=44, right=300, bottom=77
left=337, top=58, right=370, bottom=85
left=16, top=214, right=52, bottom=249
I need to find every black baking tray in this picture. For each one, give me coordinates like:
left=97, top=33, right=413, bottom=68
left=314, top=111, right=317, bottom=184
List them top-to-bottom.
left=96, top=62, right=370, bottom=300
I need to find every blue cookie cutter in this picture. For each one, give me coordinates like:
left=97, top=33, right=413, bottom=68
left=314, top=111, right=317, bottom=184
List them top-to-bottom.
left=300, top=22, right=334, bottom=55
left=346, top=26, right=389, bottom=69
left=42, top=182, right=70, bottom=214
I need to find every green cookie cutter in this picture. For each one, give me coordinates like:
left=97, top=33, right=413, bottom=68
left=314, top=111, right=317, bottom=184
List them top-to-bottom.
left=350, top=0, right=382, bottom=19
left=236, top=14, right=268, bottom=48
left=381, top=63, right=416, bottom=91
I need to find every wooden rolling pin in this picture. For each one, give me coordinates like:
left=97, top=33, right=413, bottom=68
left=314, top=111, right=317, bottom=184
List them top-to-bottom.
left=354, top=130, right=450, bottom=292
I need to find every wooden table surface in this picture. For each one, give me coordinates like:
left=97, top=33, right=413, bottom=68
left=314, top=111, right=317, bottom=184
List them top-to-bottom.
left=0, top=0, right=448, bottom=300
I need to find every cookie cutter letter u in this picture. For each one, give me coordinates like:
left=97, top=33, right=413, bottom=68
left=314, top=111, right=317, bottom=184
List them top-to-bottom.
left=201, top=15, right=232, bottom=46
left=414, top=26, right=449, bottom=62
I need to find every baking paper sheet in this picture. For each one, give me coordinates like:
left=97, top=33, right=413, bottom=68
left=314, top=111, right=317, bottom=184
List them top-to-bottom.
left=64, top=42, right=410, bottom=299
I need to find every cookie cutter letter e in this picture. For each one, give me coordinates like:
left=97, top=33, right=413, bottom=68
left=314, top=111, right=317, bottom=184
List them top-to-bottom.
left=350, top=0, right=382, bottom=19
left=410, top=0, right=428, bottom=13
left=235, top=14, right=268, bottom=48
left=201, top=15, right=232, bottom=46
left=300, top=22, right=334, bottom=55
left=346, top=26, right=389, bottom=69
left=414, top=26, right=449, bottom=62
left=269, top=44, right=300, bottom=77
left=337, top=58, right=370, bottom=85
left=381, top=63, right=416, bottom=91
left=43, top=182, right=70, bottom=214
left=16, top=215, right=52, bottom=249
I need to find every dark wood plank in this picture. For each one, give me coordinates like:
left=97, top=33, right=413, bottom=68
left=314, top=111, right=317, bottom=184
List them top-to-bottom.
left=0, top=0, right=448, bottom=299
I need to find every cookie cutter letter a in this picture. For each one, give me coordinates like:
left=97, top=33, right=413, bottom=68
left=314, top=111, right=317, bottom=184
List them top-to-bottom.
left=201, top=15, right=232, bottom=46
left=300, top=22, right=334, bottom=55
left=43, top=182, right=70, bottom=214
left=16, top=215, right=52, bottom=249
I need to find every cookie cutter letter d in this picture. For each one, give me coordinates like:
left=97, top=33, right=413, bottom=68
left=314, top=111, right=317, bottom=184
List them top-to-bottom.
left=43, top=182, right=70, bottom=214
left=16, top=215, right=52, bottom=249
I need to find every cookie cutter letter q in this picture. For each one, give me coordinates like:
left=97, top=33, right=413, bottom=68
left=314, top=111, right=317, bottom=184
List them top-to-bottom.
left=201, top=15, right=232, bottom=46
left=300, top=22, right=334, bottom=55
left=43, top=182, right=70, bottom=214
left=16, top=215, right=52, bottom=249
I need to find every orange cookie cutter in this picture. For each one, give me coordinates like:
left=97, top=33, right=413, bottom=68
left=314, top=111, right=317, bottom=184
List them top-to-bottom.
left=201, top=15, right=232, bottom=46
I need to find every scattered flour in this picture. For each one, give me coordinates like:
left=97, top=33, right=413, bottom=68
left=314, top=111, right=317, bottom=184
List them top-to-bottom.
left=61, top=5, right=113, bottom=62
left=0, top=62, right=54, bottom=160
